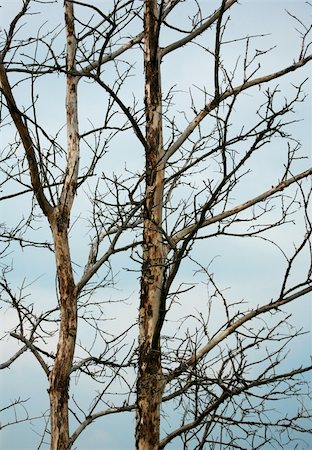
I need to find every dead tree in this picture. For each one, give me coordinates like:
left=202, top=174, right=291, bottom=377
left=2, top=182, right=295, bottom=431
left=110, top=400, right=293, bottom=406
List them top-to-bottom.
left=0, top=1, right=311, bottom=449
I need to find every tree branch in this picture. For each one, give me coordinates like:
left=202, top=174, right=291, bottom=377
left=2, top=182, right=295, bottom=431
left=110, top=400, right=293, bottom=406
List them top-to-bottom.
left=161, top=0, right=238, bottom=57
left=164, top=55, right=312, bottom=163
left=0, top=65, right=53, bottom=217
left=172, top=167, right=312, bottom=244
left=167, top=284, right=312, bottom=380
left=10, top=333, right=50, bottom=376
left=0, top=345, right=28, bottom=369
left=160, top=363, right=312, bottom=448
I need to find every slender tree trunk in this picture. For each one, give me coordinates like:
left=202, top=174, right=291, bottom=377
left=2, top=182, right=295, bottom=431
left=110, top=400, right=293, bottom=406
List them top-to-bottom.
left=136, top=1, right=166, bottom=449
left=48, top=2, right=79, bottom=449
left=48, top=227, right=77, bottom=450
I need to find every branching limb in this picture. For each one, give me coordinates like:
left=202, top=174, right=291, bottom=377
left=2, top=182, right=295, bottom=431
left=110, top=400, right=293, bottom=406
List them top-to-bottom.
left=161, top=0, right=238, bottom=57
left=164, top=55, right=312, bottom=163
left=172, top=167, right=312, bottom=244
left=167, top=284, right=312, bottom=381
left=10, top=332, right=50, bottom=376
left=0, top=346, right=28, bottom=369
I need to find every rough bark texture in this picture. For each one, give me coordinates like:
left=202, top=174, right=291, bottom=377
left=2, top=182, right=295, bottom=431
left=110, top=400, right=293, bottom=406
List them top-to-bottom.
left=136, top=1, right=166, bottom=449
left=48, top=2, right=79, bottom=449
left=48, top=225, right=77, bottom=450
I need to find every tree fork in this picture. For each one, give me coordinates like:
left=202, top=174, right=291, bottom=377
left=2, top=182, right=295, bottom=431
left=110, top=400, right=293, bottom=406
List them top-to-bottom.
left=136, top=1, right=166, bottom=449
left=48, top=2, right=79, bottom=449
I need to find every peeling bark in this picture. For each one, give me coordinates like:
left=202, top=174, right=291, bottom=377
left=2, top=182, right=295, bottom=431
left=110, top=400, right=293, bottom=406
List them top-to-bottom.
left=136, top=1, right=167, bottom=449
left=48, top=2, right=79, bottom=449
left=48, top=222, right=77, bottom=450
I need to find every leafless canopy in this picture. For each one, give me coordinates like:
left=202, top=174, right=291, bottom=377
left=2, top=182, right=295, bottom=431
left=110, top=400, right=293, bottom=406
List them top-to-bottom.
left=0, top=1, right=311, bottom=449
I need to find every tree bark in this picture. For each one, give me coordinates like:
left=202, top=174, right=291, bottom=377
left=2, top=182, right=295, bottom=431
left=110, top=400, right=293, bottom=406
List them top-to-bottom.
left=136, top=1, right=166, bottom=449
left=48, top=2, right=79, bottom=449
left=48, top=225, right=77, bottom=450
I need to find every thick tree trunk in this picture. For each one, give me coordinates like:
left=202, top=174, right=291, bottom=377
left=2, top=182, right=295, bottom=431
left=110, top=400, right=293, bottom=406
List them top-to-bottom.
left=136, top=2, right=166, bottom=449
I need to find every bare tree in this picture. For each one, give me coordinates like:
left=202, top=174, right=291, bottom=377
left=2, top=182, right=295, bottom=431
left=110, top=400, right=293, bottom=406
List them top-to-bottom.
left=0, top=1, right=311, bottom=449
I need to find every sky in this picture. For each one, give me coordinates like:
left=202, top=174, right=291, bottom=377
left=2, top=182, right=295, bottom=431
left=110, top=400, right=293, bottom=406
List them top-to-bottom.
left=0, top=0, right=311, bottom=449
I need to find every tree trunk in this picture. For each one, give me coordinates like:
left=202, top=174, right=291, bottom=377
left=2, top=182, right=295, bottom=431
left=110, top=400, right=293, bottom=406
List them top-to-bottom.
left=136, top=1, right=166, bottom=449
left=48, top=2, right=79, bottom=449
left=48, top=224, right=77, bottom=450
